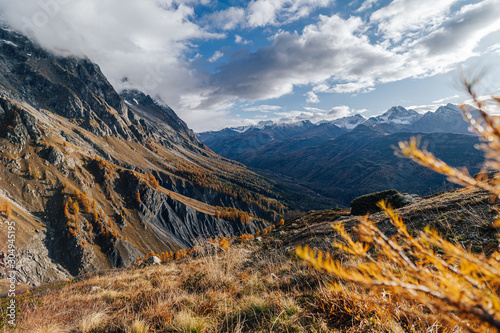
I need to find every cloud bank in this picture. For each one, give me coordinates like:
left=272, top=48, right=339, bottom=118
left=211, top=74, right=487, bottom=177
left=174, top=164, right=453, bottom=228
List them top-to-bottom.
left=0, top=0, right=498, bottom=131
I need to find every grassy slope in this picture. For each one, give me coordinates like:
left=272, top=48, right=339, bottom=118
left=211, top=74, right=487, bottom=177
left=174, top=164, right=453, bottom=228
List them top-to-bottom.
left=3, top=185, right=499, bottom=332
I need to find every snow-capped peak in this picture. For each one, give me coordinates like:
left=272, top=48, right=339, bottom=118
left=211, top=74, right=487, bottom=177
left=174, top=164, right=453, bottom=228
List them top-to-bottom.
left=434, top=103, right=463, bottom=114
left=366, top=106, right=421, bottom=125
left=331, top=114, right=366, bottom=129
left=230, top=120, right=274, bottom=133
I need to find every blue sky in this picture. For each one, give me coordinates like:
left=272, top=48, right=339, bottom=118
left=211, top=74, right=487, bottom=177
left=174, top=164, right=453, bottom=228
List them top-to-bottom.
left=1, top=0, right=500, bottom=131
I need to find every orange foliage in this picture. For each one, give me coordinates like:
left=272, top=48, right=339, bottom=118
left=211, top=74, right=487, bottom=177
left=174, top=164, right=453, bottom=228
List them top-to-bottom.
left=171, top=159, right=286, bottom=216
left=146, top=173, right=160, bottom=190
left=82, top=199, right=92, bottom=214
left=71, top=201, right=79, bottom=215
left=5, top=202, right=11, bottom=218
left=63, top=203, right=70, bottom=218
left=215, top=207, right=251, bottom=223
left=92, top=208, right=99, bottom=223
left=68, top=228, right=77, bottom=238
left=239, top=233, right=255, bottom=241
left=207, top=237, right=231, bottom=249
left=175, top=248, right=188, bottom=260
left=144, top=251, right=156, bottom=260
left=160, top=251, right=174, bottom=262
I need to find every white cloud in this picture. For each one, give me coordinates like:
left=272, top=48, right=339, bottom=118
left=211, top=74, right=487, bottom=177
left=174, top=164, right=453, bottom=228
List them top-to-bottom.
left=0, top=0, right=229, bottom=130
left=2, top=0, right=499, bottom=132
left=206, top=0, right=334, bottom=30
left=246, top=0, right=334, bottom=28
left=356, top=0, right=379, bottom=12
left=370, top=0, right=460, bottom=42
left=196, top=1, right=500, bottom=111
left=206, top=6, right=245, bottom=30
left=235, top=34, right=251, bottom=45
left=487, top=43, right=500, bottom=55
left=209, top=50, right=224, bottom=63
left=305, top=91, right=319, bottom=103
left=432, top=94, right=459, bottom=104
left=406, top=103, right=446, bottom=114
left=242, top=105, right=282, bottom=112
left=272, top=105, right=366, bottom=124
left=328, top=105, right=359, bottom=119
left=304, top=106, right=326, bottom=112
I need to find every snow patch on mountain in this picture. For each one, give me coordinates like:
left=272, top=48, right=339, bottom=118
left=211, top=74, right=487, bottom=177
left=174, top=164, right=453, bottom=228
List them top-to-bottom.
left=330, top=114, right=366, bottom=129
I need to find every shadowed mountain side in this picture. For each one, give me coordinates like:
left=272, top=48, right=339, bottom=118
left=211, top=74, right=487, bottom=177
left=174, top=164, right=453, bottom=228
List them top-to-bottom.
left=199, top=120, right=347, bottom=157
left=230, top=126, right=483, bottom=205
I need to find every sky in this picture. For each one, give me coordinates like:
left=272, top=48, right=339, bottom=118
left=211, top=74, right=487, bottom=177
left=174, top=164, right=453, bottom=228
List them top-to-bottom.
left=0, top=0, right=500, bottom=132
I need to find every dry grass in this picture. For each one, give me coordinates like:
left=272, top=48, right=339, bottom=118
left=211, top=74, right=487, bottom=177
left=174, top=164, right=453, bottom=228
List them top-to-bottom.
left=3, top=201, right=498, bottom=332
left=2, top=241, right=333, bottom=332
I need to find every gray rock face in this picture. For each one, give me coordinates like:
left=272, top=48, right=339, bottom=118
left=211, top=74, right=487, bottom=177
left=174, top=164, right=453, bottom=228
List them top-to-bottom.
left=0, top=97, right=42, bottom=149
left=39, top=146, right=65, bottom=166
left=138, top=187, right=267, bottom=249
left=0, top=234, right=71, bottom=286
left=110, top=239, right=144, bottom=268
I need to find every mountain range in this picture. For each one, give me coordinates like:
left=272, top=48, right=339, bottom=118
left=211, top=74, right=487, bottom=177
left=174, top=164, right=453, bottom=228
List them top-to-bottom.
left=198, top=104, right=483, bottom=205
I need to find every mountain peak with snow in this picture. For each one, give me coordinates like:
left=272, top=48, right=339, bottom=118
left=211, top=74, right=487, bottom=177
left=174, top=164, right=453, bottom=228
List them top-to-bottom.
left=434, top=103, right=464, bottom=115
left=365, top=106, right=421, bottom=125
left=331, top=114, right=367, bottom=129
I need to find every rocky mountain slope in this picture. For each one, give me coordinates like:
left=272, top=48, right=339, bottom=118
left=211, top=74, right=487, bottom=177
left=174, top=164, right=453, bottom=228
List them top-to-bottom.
left=0, top=26, right=300, bottom=285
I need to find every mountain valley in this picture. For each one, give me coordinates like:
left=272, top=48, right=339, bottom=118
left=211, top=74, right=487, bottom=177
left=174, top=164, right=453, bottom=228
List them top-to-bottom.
left=199, top=104, right=482, bottom=205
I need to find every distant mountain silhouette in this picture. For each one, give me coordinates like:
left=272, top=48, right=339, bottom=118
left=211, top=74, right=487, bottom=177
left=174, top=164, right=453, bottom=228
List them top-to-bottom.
left=199, top=105, right=482, bottom=205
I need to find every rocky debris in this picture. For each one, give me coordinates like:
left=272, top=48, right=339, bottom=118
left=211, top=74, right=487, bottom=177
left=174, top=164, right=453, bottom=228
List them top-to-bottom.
left=0, top=98, right=42, bottom=148
left=20, top=110, right=42, bottom=141
left=39, top=146, right=65, bottom=166
left=5, top=159, right=21, bottom=173
left=138, top=186, right=267, bottom=249
left=350, top=189, right=417, bottom=216
left=0, top=234, right=72, bottom=286
left=110, top=239, right=143, bottom=268
left=144, top=256, right=161, bottom=266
